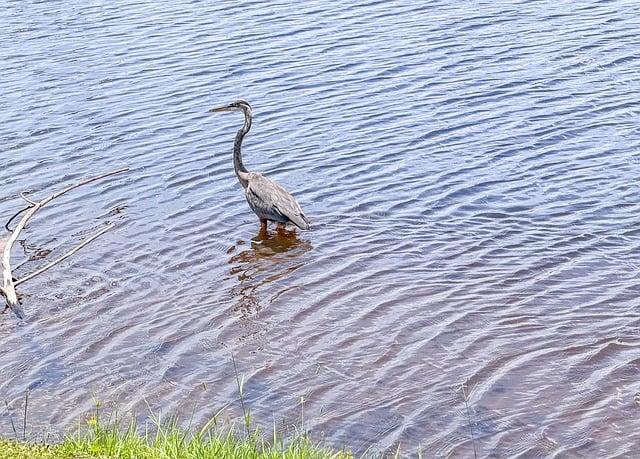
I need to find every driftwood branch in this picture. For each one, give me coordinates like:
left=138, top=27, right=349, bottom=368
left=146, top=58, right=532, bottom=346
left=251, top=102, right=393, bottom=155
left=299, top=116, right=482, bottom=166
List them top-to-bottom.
left=1, top=168, right=129, bottom=318
left=19, top=192, right=37, bottom=207
left=5, top=207, right=30, bottom=232
left=15, top=224, right=115, bottom=287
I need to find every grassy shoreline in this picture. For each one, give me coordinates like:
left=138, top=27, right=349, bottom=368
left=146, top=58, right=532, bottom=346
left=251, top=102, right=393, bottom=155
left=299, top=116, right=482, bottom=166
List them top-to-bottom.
left=2, top=362, right=353, bottom=459
left=0, top=410, right=351, bottom=459
left=0, top=435, right=349, bottom=459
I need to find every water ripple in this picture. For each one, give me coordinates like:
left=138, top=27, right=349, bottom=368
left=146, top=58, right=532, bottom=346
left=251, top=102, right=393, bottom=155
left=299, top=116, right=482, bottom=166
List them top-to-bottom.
left=1, top=0, right=640, bottom=456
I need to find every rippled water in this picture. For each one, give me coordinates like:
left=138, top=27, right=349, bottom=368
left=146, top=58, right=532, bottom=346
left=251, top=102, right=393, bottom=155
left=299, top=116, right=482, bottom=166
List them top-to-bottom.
left=1, top=0, right=640, bottom=456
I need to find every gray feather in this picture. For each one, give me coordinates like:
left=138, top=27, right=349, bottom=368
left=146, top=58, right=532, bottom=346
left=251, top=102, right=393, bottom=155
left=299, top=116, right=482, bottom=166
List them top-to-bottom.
left=245, top=173, right=310, bottom=230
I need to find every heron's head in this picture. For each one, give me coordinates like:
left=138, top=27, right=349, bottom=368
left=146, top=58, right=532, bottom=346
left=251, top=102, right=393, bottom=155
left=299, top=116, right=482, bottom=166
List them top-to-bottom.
left=208, top=100, right=252, bottom=116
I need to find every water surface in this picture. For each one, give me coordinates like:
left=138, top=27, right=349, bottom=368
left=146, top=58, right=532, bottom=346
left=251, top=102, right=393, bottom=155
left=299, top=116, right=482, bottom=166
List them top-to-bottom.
left=1, top=1, right=640, bottom=456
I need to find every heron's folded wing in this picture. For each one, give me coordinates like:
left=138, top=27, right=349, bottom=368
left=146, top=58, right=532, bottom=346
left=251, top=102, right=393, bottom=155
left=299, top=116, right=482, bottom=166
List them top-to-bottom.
left=247, top=174, right=310, bottom=229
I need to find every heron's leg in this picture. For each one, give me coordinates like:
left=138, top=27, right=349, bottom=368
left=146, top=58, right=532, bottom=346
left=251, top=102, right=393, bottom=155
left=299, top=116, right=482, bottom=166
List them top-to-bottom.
left=257, top=219, right=269, bottom=240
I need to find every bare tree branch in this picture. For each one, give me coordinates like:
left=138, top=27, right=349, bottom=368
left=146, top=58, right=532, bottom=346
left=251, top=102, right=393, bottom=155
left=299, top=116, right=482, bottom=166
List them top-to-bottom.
left=1, top=167, right=129, bottom=318
left=19, top=192, right=37, bottom=207
left=4, top=207, right=30, bottom=232
left=15, top=224, right=115, bottom=287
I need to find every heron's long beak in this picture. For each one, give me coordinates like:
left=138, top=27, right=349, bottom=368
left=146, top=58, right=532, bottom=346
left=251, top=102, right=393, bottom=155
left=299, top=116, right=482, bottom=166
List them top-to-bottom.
left=208, top=105, right=232, bottom=113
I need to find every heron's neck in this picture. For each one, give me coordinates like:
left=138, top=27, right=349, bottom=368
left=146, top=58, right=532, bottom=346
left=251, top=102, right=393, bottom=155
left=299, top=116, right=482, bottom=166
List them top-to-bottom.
left=233, top=111, right=251, bottom=188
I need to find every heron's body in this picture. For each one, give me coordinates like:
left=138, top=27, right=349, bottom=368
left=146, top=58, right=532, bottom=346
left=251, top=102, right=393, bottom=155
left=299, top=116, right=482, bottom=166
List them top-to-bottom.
left=209, top=100, right=310, bottom=231
left=245, top=172, right=310, bottom=229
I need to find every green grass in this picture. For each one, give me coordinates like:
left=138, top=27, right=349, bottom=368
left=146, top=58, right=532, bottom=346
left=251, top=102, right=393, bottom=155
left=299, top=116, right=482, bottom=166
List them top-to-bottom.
left=2, top=359, right=353, bottom=459
left=0, top=410, right=351, bottom=459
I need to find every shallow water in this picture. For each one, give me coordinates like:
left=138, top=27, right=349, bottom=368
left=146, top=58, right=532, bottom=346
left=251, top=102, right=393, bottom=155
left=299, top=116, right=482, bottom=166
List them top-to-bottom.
left=1, top=0, right=640, bottom=456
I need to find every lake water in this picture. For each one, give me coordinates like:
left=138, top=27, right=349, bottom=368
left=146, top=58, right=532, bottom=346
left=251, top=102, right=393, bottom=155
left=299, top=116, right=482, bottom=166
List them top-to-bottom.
left=1, top=1, right=640, bottom=456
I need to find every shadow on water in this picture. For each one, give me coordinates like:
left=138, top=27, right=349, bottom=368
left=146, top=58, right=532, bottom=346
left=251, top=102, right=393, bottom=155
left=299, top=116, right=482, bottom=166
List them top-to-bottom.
left=226, top=229, right=312, bottom=317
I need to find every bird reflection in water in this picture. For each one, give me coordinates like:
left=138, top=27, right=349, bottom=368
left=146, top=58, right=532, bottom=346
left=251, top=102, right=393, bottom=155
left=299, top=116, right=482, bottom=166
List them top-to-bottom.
left=227, top=228, right=312, bottom=317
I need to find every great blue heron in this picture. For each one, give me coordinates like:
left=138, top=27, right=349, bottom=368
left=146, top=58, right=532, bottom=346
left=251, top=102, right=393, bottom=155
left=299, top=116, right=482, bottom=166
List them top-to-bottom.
left=209, top=100, right=310, bottom=233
